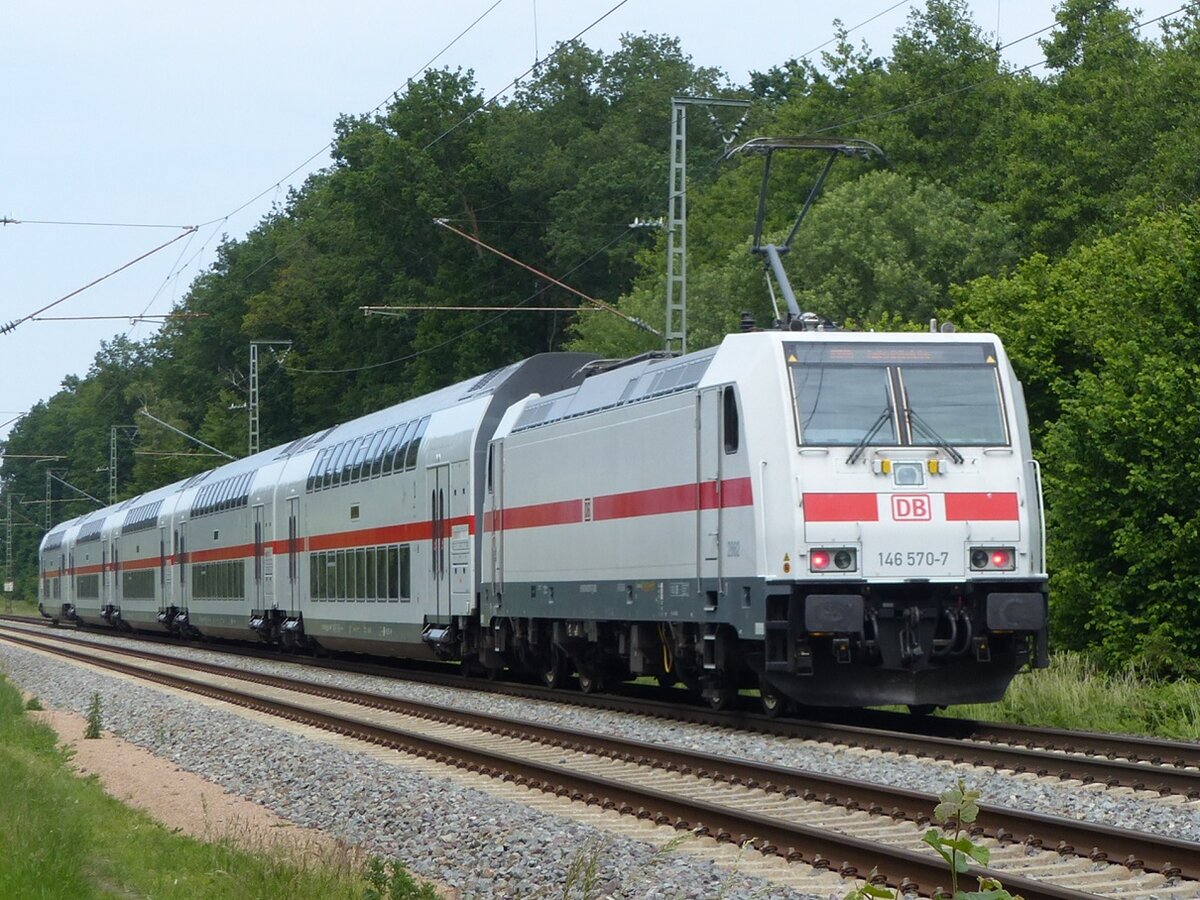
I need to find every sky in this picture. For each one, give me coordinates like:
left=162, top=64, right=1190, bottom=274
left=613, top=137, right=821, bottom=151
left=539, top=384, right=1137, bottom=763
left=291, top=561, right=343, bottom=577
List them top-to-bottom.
left=0, top=0, right=1187, bottom=448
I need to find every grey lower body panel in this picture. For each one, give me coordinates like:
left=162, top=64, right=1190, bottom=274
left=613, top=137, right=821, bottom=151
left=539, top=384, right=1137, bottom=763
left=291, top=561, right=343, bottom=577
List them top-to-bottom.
left=484, top=575, right=1048, bottom=707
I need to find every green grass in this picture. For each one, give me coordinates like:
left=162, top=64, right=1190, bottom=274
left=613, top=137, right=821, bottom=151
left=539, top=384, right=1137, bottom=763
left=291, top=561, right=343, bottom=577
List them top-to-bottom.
left=2, top=596, right=40, bottom=617
left=943, top=652, right=1200, bottom=740
left=0, top=671, right=400, bottom=899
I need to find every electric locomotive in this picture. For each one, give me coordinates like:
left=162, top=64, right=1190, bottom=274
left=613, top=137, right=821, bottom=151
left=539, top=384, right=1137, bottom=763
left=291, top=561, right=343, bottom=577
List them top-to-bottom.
left=480, top=328, right=1048, bottom=711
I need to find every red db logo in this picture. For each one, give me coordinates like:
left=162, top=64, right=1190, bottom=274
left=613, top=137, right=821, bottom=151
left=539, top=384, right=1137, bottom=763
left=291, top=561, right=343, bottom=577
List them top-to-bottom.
left=892, top=494, right=931, bottom=521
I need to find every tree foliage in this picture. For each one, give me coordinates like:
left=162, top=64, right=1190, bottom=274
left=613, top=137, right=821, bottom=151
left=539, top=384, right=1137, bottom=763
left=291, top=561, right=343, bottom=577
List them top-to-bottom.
left=953, top=207, right=1200, bottom=673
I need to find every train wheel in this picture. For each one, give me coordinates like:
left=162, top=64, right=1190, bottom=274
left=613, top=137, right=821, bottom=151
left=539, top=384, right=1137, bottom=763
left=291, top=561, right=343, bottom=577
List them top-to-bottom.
left=541, top=648, right=569, bottom=689
left=578, top=669, right=603, bottom=694
left=760, top=684, right=788, bottom=718
left=707, top=687, right=737, bottom=711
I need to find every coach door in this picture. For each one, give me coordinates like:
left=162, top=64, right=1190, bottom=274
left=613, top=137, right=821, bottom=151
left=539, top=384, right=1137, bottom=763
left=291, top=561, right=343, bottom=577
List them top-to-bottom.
left=697, top=387, right=724, bottom=597
left=430, top=463, right=450, bottom=618
left=287, top=497, right=300, bottom=610
left=253, top=505, right=265, bottom=609
left=177, top=522, right=189, bottom=609
left=108, top=539, right=119, bottom=608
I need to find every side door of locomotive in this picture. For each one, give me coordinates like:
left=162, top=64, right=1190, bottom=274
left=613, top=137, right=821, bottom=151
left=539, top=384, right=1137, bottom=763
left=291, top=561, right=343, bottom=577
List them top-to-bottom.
left=697, top=386, right=724, bottom=595
left=487, top=440, right=504, bottom=598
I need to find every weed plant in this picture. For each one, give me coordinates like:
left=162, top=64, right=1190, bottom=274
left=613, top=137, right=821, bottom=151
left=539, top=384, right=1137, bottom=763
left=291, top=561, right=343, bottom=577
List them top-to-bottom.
left=83, top=691, right=103, bottom=739
left=361, top=857, right=440, bottom=899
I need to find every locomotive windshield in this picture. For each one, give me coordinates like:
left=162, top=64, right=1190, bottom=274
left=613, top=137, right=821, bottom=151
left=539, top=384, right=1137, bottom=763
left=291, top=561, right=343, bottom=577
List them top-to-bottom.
left=786, top=341, right=1009, bottom=447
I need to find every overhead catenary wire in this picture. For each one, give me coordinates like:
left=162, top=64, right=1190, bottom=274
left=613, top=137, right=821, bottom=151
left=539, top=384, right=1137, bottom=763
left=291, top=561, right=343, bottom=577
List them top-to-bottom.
left=196, top=0, right=511, bottom=232
left=421, top=0, right=634, bottom=152
left=433, top=218, right=660, bottom=336
left=283, top=223, right=639, bottom=376
left=0, top=227, right=198, bottom=336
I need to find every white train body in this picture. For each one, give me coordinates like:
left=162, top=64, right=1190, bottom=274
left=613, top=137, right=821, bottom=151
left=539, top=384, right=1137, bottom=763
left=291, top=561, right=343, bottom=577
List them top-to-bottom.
left=39, top=331, right=1048, bottom=708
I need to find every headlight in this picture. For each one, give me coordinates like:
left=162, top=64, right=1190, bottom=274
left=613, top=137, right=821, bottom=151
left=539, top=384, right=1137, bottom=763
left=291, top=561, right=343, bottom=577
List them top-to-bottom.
left=970, top=546, right=1015, bottom=571
left=810, top=548, right=857, bottom=573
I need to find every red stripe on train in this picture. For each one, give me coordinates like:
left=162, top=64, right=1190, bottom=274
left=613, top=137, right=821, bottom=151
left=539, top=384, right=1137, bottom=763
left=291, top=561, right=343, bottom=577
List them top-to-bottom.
left=496, top=477, right=754, bottom=531
left=944, top=492, right=1019, bottom=521
left=804, top=493, right=880, bottom=522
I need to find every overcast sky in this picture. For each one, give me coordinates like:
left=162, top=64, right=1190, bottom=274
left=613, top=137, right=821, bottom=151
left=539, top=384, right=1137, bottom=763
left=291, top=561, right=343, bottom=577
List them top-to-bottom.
left=0, top=0, right=1185, bottom=447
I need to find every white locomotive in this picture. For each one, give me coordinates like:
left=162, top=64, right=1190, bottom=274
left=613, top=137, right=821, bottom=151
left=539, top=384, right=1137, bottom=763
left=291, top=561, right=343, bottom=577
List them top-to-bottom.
left=40, top=328, right=1048, bottom=711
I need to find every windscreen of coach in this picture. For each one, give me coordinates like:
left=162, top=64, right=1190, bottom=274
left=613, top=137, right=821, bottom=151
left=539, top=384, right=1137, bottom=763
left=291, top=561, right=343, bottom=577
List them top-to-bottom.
left=785, top=342, right=1008, bottom=447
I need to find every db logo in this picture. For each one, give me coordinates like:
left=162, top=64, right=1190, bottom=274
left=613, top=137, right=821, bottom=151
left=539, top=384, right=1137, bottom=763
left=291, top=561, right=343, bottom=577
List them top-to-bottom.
left=892, top=494, right=932, bottom=521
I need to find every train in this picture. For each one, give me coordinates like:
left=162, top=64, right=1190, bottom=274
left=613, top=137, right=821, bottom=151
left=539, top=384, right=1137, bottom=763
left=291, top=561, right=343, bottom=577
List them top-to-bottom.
left=37, top=326, right=1049, bottom=713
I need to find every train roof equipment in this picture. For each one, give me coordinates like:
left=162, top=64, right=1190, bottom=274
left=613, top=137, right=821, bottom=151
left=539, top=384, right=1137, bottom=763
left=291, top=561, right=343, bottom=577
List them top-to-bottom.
left=729, top=136, right=887, bottom=330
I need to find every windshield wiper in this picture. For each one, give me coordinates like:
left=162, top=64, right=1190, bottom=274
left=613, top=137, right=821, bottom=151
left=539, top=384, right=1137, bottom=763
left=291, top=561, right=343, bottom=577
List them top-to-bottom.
left=847, top=408, right=893, bottom=465
left=906, top=408, right=964, bottom=464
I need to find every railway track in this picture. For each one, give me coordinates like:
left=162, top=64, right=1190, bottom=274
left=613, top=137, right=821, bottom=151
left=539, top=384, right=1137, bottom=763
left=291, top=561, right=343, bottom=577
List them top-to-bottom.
left=3, top=616, right=1197, bottom=798
left=2, top=624, right=1197, bottom=899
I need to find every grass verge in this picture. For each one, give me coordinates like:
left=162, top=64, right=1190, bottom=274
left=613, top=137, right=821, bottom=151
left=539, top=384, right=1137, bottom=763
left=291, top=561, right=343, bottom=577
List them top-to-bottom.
left=944, top=651, right=1200, bottom=740
left=0, top=670, right=396, bottom=899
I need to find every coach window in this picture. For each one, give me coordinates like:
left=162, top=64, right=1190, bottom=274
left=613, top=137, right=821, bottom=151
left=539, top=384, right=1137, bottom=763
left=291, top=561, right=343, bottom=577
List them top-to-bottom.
left=722, top=386, right=740, bottom=454
left=405, top=416, right=430, bottom=470
left=385, top=421, right=414, bottom=475
left=366, top=428, right=390, bottom=479
left=351, top=434, right=373, bottom=482
left=341, top=437, right=364, bottom=484
left=321, top=444, right=340, bottom=490
left=307, top=449, right=326, bottom=492
left=400, top=545, right=412, bottom=599
left=364, top=547, right=378, bottom=600
left=375, top=548, right=389, bottom=600
left=334, top=549, right=346, bottom=600
left=356, top=549, right=368, bottom=600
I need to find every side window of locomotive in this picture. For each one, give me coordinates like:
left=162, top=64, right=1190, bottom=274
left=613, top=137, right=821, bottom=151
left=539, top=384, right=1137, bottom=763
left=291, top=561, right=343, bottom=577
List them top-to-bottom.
left=792, top=364, right=895, bottom=445
left=900, top=365, right=1009, bottom=446
left=722, top=386, right=740, bottom=454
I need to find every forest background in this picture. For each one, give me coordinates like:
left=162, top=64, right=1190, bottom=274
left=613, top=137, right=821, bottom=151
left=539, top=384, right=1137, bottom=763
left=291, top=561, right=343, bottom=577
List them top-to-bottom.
left=6, top=0, right=1200, bottom=675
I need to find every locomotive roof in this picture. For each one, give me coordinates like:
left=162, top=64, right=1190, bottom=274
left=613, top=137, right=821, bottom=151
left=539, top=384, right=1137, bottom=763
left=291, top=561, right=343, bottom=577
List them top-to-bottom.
left=513, top=347, right=719, bottom=433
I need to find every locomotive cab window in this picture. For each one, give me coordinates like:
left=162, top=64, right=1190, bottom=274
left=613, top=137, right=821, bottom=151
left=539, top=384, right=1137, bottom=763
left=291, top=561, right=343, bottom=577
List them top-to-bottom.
left=785, top=341, right=1009, bottom=448
left=722, top=386, right=740, bottom=454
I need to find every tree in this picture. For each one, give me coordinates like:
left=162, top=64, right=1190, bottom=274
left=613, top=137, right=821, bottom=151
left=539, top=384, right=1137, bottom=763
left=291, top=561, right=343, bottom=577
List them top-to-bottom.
left=952, top=205, right=1200, bottom=673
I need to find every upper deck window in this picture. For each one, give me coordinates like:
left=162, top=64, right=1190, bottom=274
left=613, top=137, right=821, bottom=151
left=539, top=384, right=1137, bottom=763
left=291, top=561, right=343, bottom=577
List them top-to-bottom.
left=786, top=341, right=1008, bottom=448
